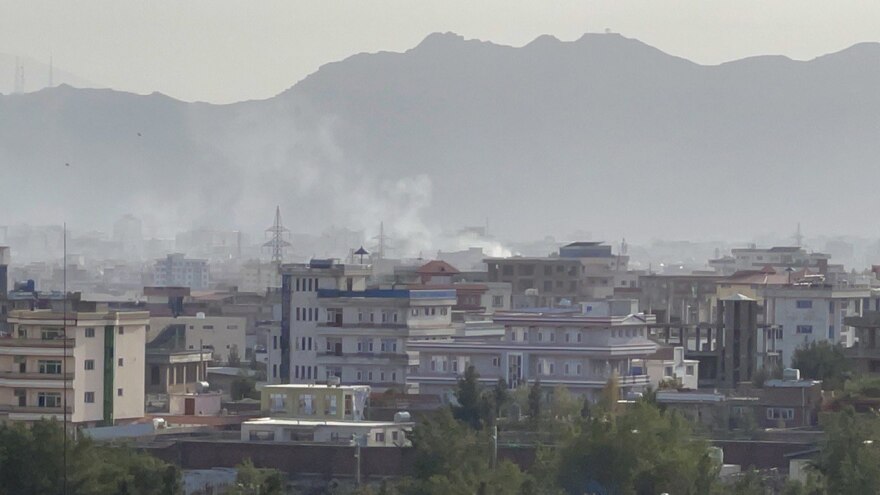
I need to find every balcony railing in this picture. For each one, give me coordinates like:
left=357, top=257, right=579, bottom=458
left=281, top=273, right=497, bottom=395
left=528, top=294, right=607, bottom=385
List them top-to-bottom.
left=0, top=338, right=75, bottom=348
left=317, top=351, right=409, bottom=361
left=0, top=372, right=75, bottom=381
left=0, top=405, right=72, bottom=414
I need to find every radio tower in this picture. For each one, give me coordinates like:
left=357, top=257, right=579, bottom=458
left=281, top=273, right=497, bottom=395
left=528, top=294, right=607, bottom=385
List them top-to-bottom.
left=263, top=206, right=291, bottom=264
left=370, top=221, right=394, bottom=260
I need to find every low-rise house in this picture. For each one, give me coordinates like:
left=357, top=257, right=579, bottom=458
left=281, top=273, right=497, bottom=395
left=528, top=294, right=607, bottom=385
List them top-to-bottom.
left=645, top=346, right=699, bottom=390
left=240, top=384, right=412, bottom=446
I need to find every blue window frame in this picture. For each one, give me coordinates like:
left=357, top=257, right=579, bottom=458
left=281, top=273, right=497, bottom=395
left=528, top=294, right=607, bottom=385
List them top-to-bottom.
left=796, top=325, right=813, bottom=334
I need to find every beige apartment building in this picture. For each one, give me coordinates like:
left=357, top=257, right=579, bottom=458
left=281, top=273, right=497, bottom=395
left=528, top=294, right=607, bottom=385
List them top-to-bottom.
left=1, top=305, right=148, bottom=425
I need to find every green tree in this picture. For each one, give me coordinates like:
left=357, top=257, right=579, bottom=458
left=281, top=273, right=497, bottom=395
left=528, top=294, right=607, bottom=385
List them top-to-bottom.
left=791, top=341, right=851, bottom=390
left=453, top=365, right=483, bottom=429
left=598, top=372, right=620, bottom=416
left=231, top=373, right=259, bottom=400
left=493, top=378, right=511, bottom=418
left=528, top=379, right=543, bottom=425
left=548, top=385, right=580, bottom=421
left=555, top=401, right=718, bottom=495
left=811, top=408, right=880, bottom=494
left=405, top=409, right=529, bottom=494
left=0, top=419, right=182, bottom=495
left=226, top=458, right=285, bottom=495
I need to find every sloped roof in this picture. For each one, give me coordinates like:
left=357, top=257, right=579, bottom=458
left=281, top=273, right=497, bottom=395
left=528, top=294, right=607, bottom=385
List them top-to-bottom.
left=417, top=260, right=460, bottom=275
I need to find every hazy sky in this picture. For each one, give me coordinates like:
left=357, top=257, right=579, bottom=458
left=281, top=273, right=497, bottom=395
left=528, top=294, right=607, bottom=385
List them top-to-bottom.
left=2, top=0, right=879, bottom=103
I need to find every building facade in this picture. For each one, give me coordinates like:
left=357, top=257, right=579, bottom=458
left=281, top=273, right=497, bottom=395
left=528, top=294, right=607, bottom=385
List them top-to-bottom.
left=153, top=253, right=210, bottom=290
left=760, top=285, right=872, bottom=367
left=410, top=300, right=657, bottom=401
left=2, top=306, right=148, bottom=425
left=149, top=314, right=246, bottom=365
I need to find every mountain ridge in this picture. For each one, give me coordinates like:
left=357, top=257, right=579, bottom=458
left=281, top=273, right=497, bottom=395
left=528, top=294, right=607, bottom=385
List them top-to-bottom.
left=2, top=33, right=879, bottom=247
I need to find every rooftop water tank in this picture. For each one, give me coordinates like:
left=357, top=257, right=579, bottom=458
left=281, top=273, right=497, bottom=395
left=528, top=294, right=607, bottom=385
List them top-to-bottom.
left=394, top=411, right=412, bottom=423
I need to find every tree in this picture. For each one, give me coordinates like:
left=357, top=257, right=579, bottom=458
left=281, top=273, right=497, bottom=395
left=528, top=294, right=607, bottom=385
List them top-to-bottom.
left=791, top=341, right=851, bottom=390
left=453, top=365, right=483, bottom=429
left=598, top=372, right=620, bottom=416
left=231, top=373, right=259, bottom=400
left=493, top=378, right=511, bottom=418
left=528, top=379, right=543, bottom=425
left=548, top=385, right=580, bottom=421
left=555, top=401, right=718, bottom=495
left=811, top=408, right=880, bottom=494
left=405, top=409, right=530, bottom=494
left=0, top=419, right=182, bottom=495
left=227, top=458, right=285, bottom=495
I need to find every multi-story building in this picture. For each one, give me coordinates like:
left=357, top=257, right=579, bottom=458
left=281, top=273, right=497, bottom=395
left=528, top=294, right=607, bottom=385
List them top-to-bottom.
left=486, top=242, right=629, bottom=307
left=709, top=246, right=830, bottom=276
left=0, top=247, right=9, bottom=333
left=153, top=253, right=210, bottom=290
left=276, top=259, right=458, bottom=391
left=240, top=260, right=282, bottom=293
left=277, top=260, right=372, bottom=384
left=639, top=273, right=722, bottom=325
left=760, top=284, right=872, bottom=367
left=410, top=299, right=657, bottom=401
left=2, top=304, right=148, bottom=425
left=149, top=314, right=246, bottom=364
left=644, top=346, right=699, bottom=390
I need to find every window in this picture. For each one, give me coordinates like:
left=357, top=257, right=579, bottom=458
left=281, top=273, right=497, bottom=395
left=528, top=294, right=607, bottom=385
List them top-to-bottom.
left=296, top=278, right=301, bottom=291
left=492, top=296, right=503, bottom=308
left=796, top=300, right=813, bottom=309
left=829, top=301, right=835, bottom=314
left=440, top=308, right=448, bottom=316
left=411, top=309, right=418, bottom=317
left=358, top=312, right=364, bottom=322
left=202, top=325, right=214, bottom=330
left=796, top=325, right=813, bottom=334
left=829, top=325, right=835, bottom=339
left=85, top=327, right=95, bottom=338
left=118, top=327, right=124, bottom=335
left=41, top=328, right=64, bottom=340
left=577, top=331, right=583, bottom=343
left=549, top=332, right=555, bottom=342
left=273, top=336, right=278, bottom=349
left=381, top=339, right=397, bottom=353
left=492, top=357, right=500, bottom=367
left=117, top=358, right=124, bottom=367
left=84, top=359, right=94, bottom=370
left=38, top=360, right=62, bottom=375
left=272, top=364, right=277, bottom=378
left=686, top=365, right=695, bottom=376
left=664, top=366, right=674, bottom=377
left=117, top=388, right=124, bottom=397
left=37, top=392, right=61, bottom=408
left=84, top=392, right=95, bottom=403
left=269, top=393, right=287, bottom=412
left=299, top=394, right=316, bottom=415
left=325, top=395, right=338, bottom=415
left=766, top=408, right=794, bottom=420
left=392, top=431, right=399, bottom=442
left=375, top=432, right=386, bottom=442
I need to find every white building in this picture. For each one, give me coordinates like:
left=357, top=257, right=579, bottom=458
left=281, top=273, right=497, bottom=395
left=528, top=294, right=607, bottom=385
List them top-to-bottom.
left=710, top=246, right=830, bottom=275
left=153, top=253, right=210, bottom=290
left=276, top=260, right=457, bottom=392
left=760, top=285, right=872, bottom=367
left=410, top=299, right=658, bottom=401
left=2, top=306, right=148, bottom=425
left=149, top=314, right=246, bottom=365
left=645, top=346, right=699, bottom=390
left=241, top=384, right=412, bottom=446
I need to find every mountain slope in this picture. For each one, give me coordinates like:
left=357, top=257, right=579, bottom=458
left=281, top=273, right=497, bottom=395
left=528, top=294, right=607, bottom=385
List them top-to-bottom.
left=2, top=33, right=880, bottom=246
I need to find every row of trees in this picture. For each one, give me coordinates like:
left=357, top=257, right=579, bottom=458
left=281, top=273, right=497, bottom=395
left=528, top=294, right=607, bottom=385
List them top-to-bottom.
left=353, top=365, right=880, bottom=495
left=0, top=420, right=180, bottom=495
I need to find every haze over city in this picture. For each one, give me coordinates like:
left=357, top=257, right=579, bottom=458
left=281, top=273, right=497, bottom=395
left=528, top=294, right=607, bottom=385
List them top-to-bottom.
left=3, top=2, right=880, bottom=494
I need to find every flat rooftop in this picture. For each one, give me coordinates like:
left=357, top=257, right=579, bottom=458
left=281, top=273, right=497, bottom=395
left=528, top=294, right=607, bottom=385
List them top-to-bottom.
left=243, top=417, right=411, bottom=428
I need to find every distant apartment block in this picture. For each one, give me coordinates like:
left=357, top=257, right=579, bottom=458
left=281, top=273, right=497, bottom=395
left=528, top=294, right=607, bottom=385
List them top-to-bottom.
left=486, top=242, right=629, bottom=307
left=709, top=246, right=830, bottom=276
left=153, top=253, right=209, bottom=290
left=760, top=284, right=872, bottom=367
left=410, top=299, right=658, bottom=401
left=2, top=305, right=148, bottom=425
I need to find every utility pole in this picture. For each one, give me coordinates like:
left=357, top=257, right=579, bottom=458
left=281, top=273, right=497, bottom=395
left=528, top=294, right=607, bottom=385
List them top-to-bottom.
left=492, top=425, right=498, bottom=469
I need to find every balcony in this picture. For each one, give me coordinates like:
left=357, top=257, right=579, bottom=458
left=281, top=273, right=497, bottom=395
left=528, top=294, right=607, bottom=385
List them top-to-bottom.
left=0, top=337, right=75, bottom=349
left=316, top=351, right=412, bottom=365
left=0, top=371, right=74, bottom=381
left=0, top=404, right=72, bottom=414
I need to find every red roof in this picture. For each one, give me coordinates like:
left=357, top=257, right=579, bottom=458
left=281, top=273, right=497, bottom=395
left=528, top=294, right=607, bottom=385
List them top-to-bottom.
left=417, top=260, right=460, bottom=275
